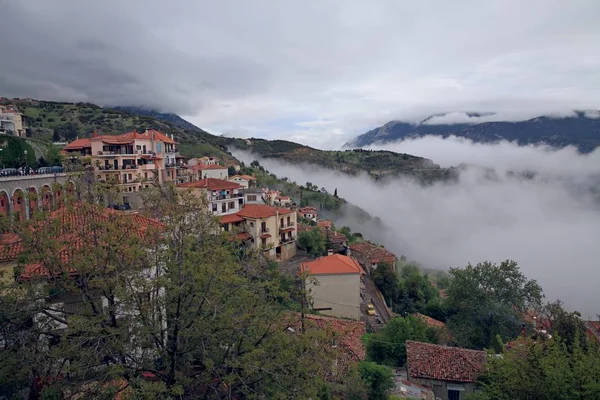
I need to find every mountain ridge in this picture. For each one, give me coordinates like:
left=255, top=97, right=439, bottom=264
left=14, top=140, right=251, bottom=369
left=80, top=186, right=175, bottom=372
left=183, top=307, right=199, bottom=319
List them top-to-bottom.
left=346, top=110, right=600, bottom=153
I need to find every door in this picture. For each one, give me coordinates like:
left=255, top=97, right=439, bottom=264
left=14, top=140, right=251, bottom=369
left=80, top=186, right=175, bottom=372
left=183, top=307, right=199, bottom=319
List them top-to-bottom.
left=448, top=389, right=461, bottom=400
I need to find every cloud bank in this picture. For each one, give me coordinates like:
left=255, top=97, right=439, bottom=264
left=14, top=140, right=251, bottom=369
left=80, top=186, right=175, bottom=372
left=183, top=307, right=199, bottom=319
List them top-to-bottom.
left=1, top=0, right=600, bottom=146
left=232, top=139, right=600, bottom=316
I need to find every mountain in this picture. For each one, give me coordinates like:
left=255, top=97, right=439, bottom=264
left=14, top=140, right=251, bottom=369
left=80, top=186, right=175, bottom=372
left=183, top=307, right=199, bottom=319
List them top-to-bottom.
left=0, top=98, right=231, bottom=159
left=346, top=111, right=600, bottom=153
left=225, top=137, right=458, bottom=184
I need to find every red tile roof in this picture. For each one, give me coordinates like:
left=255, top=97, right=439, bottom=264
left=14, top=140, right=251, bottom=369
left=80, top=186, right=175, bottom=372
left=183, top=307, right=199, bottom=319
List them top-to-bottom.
left=120, top=129, right=176, bottom=144
left=64, top=138, right=92, bottom=150
left=198, top=164, right=227, bottom=170
left=177, top=178, right=242, bottom=191
left=237, top=204, right=293, bottom=219
left=299, top=206, right=317, bottom=214
left=219, top=214, right=245, bottom=224
left=317, top=220, right=332, bottom=229
left=326, top=229, right=348, bottom=244
left=236, top=232, right=252, bottom=241
left=0, top=233, right=23, bottom=262
left=350, top=242, right=396, bottom=263
left=301, top=254, right=365, bottom=275
left=414, top=313, right=446, bottom=329
left=406, top=341, right=485, bottom=383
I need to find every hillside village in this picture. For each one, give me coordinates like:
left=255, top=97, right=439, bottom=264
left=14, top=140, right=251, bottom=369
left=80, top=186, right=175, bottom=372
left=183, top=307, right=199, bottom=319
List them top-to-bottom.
left=1, top=107, right=600, bottom=398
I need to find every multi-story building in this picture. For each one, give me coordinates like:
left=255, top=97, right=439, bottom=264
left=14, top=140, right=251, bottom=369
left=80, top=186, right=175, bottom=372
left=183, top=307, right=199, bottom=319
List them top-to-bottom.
left=0, top=105, right=26, bottom=137
left=63, top=130, right=183, bottom=195
left=191, top=163, right=228, bottom=180
left=227, top=174, right=256, bottom=189
left=177, top=178, right=244, bottom=216
left=219, top=204, right=297, bottom=261
left=298, top=206, right=318, bottom=222
left=300, top=254, right=365, bottom=320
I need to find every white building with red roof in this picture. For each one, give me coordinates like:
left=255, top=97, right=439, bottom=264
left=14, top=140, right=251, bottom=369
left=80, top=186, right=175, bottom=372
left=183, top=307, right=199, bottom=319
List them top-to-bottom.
left=191, top=163, right=228, bottom=180
left=177, top=178, right=244, bottom=216
left=301, top=254, right=365, bottom=320
left=406, top=341, right=486, bottom=400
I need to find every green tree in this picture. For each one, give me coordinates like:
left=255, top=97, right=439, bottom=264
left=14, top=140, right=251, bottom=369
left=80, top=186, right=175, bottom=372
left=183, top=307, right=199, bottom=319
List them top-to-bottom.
left=227, top=166, right=236, bottom=176
left=298, top=229, right=326, bottom=257
left=446, top=260, right=543, bottom=349
left=371, top=263, right=399, bottom=305
left=364, top=316, right=437, bottom=367
left=358, top=361, right=394, bottom=400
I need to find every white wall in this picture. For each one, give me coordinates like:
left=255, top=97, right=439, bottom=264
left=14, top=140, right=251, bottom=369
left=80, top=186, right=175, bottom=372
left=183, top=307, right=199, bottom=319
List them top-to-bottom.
left=307, top=273, right=361, bottom=320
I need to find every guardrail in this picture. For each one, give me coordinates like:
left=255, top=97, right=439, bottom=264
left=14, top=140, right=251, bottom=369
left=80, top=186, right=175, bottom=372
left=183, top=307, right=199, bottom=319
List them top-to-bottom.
left=0, top=173, right=68, bottom=182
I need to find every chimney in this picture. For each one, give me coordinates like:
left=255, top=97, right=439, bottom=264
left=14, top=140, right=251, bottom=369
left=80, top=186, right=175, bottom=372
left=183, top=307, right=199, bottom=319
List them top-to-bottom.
left=345, top=246, right=351, bottom=257
left=327, top=249, right=333, bottom=256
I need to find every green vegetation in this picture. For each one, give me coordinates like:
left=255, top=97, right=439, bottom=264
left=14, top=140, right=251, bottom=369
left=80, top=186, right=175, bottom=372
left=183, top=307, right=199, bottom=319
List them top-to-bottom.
left=7, top=99, right=230, bottom=159
left=0, top=136, right=37, bottom=168
left=227, top=137, right=458, bottom=183
left=0, top=186, right=365, bottom=399
left=298, top=229, right=327, bottom=257
left=445, top=260, right=543, bottom=350
left=364, top=316, right=439, bottom=367
left=357, top=361, right=395, bottom=400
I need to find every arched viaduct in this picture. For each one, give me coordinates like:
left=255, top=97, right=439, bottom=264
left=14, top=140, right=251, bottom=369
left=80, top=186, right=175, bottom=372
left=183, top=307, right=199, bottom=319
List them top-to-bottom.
left=0, top=173, right=76, bottom=220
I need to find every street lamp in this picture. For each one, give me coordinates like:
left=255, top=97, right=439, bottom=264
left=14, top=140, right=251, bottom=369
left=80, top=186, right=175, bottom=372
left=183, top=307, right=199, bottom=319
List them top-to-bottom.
left=23, top=150, right=28, bottom=174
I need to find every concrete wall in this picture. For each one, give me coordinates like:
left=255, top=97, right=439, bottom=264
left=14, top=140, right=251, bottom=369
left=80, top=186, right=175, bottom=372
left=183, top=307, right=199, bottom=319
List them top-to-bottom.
left=199, top=168, right=228, bottom=180
left=0, top=174, right=73, bottom=219
left=308, top=273, right=361, bottom=320
left=408, top=377, right=475, bottom=400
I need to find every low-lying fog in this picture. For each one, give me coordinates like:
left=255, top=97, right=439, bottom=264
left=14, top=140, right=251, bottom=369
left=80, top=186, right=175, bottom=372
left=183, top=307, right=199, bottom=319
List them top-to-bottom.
left=232, top=139, right=600, bottom=316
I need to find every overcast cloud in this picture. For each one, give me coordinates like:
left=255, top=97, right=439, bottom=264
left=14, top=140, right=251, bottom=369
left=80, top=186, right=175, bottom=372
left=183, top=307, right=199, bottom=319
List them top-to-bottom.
left=1, top=0, right=600, bottom=147
left=232, top=142, right=600, bottom=317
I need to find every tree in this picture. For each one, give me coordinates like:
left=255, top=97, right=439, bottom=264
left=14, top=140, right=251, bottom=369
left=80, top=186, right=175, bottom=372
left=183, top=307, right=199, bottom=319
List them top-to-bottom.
left=52, top=122, right=80, bottom=141
left=227, top=166, right=236, bottom=176
left=0, top=185, right=341, bottom=399
left=334, top=188, right=338, bottom=198
left=298, top=229, right=326, bottom=257
left=446, top=260, right=543, bottom=349
left=371, top=263, right=399, bottom=305
left=539, top=300, right=588, bottom=351
left=364, top=316, right=437, bottom=367
left=475, top=336, right=600, bottom=400
left=357, top=361, right=394, bottom=400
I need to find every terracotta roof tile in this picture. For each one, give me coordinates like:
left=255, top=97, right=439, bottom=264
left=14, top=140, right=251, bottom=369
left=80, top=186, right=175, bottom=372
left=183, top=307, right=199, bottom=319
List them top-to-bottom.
left=120, top=129, right=176, bottom=144
left=64, top=138, right=92, bottom=150
left=177, top=178, right=242, bottom=191
left=237, top=204, right=293, bottom=219
left=219, top=214, right=245, bottom=224
left=317, top=220, right=332, bottom=229
left=326, top=229, right=348, bottom=244
left=236, top=232, right=252, bottom=241
left=0, top=233, right=23, bottom=262
left=350, top=242, right=396, bottom=262
left=301, top=254, right=365, bottom=275
left=414, top=313, right=446, bottom=329
left=406, top=341, right=485, bottom=383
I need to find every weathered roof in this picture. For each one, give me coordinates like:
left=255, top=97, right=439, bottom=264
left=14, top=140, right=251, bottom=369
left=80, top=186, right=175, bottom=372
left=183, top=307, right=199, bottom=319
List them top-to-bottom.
left=120, top=129, right=176, bottom=144
left=64, top=138, right=92, bottom=150
left=177, top=178, right=242, bottom=191
left=237, top=204, right=293, bottom=219
left=219, top=214, right=245, bottom=224
left=317, top=220, right=332, bottom=229
left=326, top=229, right=348, bottom=244
left=350, top=242, right=396, bottom=262
left=301, top=254, right=365, bottom=275
left=406, top=341, right=485, bottom=383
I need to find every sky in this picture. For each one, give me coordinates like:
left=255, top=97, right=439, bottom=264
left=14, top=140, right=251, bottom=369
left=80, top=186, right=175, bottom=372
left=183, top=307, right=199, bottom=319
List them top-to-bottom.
left=1, top=0, right=600, bottom=148
left=232, top=141, right=600, bottom=317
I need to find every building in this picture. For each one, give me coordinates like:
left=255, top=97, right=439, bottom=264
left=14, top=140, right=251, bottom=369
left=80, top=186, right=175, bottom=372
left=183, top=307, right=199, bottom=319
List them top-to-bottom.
left=0, top=105, right=26, bottom=137
left=63, top=130, right=183, bottom=197
left=225, top=160, right=241, bottom=172
left=191, top=163, right=228, bottom=180
left=228, top=174, right=256, bottom=189
left=177, top=178, right=244, bottom=216
left=240, top=188, right=267, bottom=205
left=264, top=190, right=280, bottom=205
left=274, top=195, right=292, bottom=207
left=234, top=204, right=297, bottom=260
left=298, top=206, right=318, bottom=222
left=317, top=220, right=333, bottom=230
left=326, top=229, right=349, bottom=254
left=349, top=242, right=396, bottom=273
left=300, top=254, right=365, bottom=320
left=584, top=321, right=600, bottom=343
left=406, top=341, right=486, bottom=400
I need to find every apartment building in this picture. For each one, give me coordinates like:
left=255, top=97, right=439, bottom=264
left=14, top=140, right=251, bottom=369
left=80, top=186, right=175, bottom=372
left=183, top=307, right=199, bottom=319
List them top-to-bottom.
left=0, top=105, right=25, bottom=137
left=63, top=130, right=183, bottom=193
left=177, top=178, right=244, bottom=216
left=222, top=204, right=297, bottom=260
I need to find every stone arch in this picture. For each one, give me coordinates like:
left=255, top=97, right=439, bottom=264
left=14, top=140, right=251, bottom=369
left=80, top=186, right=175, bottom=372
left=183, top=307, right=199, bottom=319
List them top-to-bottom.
left=54, top=184, right=64, bottom=208
left=41, top=185, right=53, bottom=211
left=28, top=187, right=39, bottom=218
left=13, top=189, right=26, bottom=221
left=0, top=191, right=10, bottom=217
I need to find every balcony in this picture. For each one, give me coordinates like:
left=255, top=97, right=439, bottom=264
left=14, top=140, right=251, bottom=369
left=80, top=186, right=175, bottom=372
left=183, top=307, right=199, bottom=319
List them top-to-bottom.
left=214, top=193, right=244, bottom=200
left=260, top=227, right=270, bottom=234
left=280, top=236, right=296, bottom=244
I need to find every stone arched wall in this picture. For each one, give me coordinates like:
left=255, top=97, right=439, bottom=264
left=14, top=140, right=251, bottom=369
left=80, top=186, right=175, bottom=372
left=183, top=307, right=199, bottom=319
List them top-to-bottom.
left=40, top=184, right=53, bottom=211
left=28, top=187, right=38, bottom=219
left=12, top=188, right=26, bottom=221
left=0, top=191, right=10, bottom=216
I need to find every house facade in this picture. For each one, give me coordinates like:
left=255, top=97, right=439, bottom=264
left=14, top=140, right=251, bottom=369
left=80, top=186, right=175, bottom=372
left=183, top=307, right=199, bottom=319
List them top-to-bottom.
left=0, top=105, right=25, bottom=137
left=63, top=130, right=183, bottom=196
left=192, top=164, right=228, bottom=180
left=228, top=175, right=256, bottom=189
left=177, top=178, right=244, bottom=216
left=241, top=188, right=267, bottom=205
left=235, top=204, right=297, bottom=260
left=298, top=206, right=318, bottom=222
left=349, top=242, right=396, bottom=273
left=300, top=254, right=365, bottom=320
left=406, top=341, right=486, bottom=400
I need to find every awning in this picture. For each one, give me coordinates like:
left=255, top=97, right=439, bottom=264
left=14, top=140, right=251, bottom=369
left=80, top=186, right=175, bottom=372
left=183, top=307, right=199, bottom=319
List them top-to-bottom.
left=280, top=226, right=295, bottom=233
left=237, top=232, right=252, bottom=241
left=260, top=233, right=272, bottom=239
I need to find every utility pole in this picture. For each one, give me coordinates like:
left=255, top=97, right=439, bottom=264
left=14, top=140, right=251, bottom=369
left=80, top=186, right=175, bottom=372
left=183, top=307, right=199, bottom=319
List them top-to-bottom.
left=300, top=277, right=306, bottom=334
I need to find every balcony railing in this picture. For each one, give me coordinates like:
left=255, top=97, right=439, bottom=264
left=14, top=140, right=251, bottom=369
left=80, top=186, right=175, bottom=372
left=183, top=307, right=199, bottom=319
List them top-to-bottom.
left=214, top=193, right=243, bottom=200
left=261, top=227, right=270, bottom=234
left=280, top=236, right=296, bottom=244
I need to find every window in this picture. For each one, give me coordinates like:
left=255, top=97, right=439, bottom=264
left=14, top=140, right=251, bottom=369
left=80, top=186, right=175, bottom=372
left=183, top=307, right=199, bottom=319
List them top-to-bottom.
left=156, top=143, right=162, bottom=153
left=144, top=172, right=148, bottom=179
left=247, top=195, right=257, bottom=201
left=238, top=198, right=243, bottom=205
left=228, top=201, right=235, bottom=209
left=212, top=203, right=218, bottom=212
left=221, top=203, right=226, bottom=213
left=287, top=216, right=291, bottom=226
left=280, top=218, right=284, bottom=228
left=249, top=222, right=254, bottom=227
left=261, top=222, right=267, bottom=232
left=223, top=223, right=229, bottom=232
left=261, top=238, right=267, bottom=247
left=448, top=390, right=461, bottom=400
